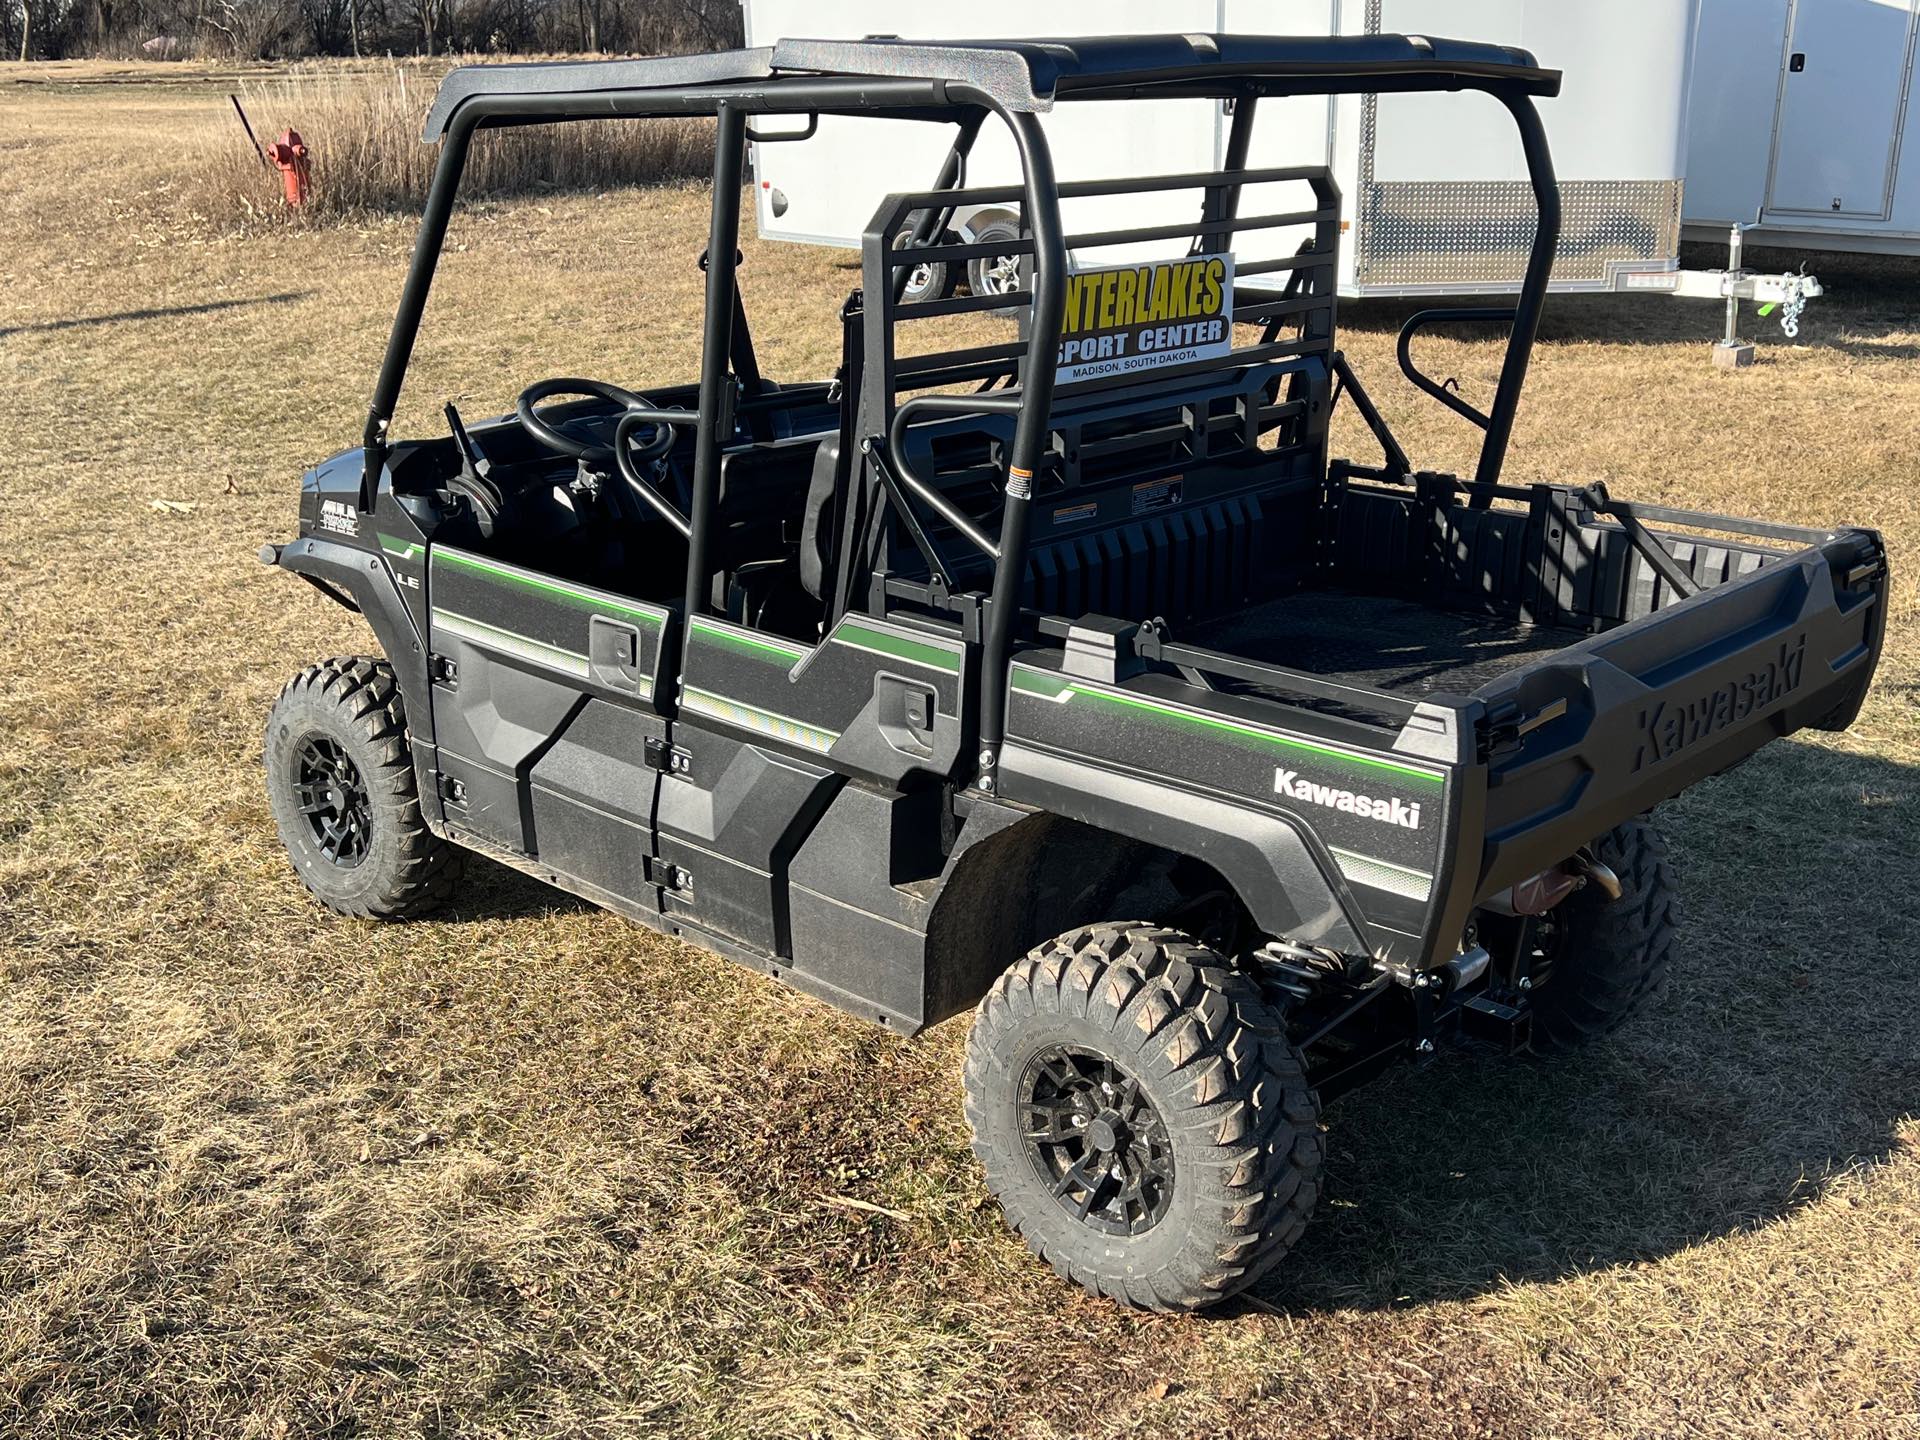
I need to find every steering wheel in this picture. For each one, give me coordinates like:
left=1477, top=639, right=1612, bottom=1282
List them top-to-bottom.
left=515, top=377, right=660, bottom=462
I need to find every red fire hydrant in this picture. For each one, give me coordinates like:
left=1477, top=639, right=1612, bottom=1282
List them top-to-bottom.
left=267, top=129, right=311, bottom=208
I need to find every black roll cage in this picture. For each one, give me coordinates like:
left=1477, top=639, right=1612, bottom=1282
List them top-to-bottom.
left=358, top=34, right=1565, bottom=763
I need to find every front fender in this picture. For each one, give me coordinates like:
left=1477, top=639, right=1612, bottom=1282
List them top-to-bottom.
left=268, top=535, right=434, bottom=746
left=998, top=742, right=1370, bottom=953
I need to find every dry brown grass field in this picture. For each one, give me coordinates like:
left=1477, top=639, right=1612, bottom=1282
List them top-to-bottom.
left=3, top=64, right=1919, bottom=1440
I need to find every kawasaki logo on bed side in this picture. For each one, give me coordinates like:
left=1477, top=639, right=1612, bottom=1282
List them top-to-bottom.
left=1633, top=635, right=1806, bottom=771
left=1275, top=769, right=1422, bottom=830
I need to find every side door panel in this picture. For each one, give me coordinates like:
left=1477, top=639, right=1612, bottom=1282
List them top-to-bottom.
left=426, top=545, right=675, bottom=910
left=656, top=612, right=969, bottom=954
left=653, top=733, right=839, bottom=954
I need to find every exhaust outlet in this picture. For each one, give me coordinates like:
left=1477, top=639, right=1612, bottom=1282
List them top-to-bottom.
left=1570, top=849, right=1623, bottom=901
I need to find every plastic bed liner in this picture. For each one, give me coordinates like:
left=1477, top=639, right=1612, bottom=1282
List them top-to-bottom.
left=1181, top=590, right=1582, bottom=700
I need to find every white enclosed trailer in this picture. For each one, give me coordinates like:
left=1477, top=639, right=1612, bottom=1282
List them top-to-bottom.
left=742, top=0, right=1698, bottom=297
left=1686, top=0, right=1920, bottom=255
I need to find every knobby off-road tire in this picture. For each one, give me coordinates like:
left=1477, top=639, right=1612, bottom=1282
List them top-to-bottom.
left=264, top=656, right=462, bottom=919
left=1527, top=819, right=1678, bottom=1054
left=964, top=923, right=1322, bottom=1311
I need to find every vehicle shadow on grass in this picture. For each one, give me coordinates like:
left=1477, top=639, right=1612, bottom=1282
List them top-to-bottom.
left=1236, top=736, right=1920, bottom=1315
left=446, top=850, right=596, bottom=923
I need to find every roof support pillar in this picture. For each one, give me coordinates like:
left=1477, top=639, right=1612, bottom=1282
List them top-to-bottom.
left=1471, top=92, right=1560, bottom=500
left=681, top=100, right=749, bottom=627
left=969, top=101, right=1067, bottom=785
left=360, top=115, right=474, bottom=507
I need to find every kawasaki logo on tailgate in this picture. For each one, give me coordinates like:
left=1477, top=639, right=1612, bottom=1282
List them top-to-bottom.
left=1634, top=635, right=1806, bottom=771
left=1275, top=770, right=1423, bottom=830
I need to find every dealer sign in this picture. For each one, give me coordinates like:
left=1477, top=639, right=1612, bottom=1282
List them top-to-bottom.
left=1056, top=252, right=1234, bottom=384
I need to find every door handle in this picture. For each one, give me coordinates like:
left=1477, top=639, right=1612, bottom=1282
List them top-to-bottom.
left=588, top=616, right=647, bottom=696
left=875, top=674, right=937, bottom=759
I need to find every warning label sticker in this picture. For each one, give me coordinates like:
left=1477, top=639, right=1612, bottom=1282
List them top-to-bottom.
left=1057, top=253, right=1234, bottom=385
left=1131, top=476, right=1182, bottom=514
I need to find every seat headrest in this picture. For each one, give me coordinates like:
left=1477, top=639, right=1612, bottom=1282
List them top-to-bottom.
left=799, top=437, right=843, bottom=600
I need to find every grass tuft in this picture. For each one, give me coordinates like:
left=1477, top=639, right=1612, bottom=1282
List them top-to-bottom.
left=186, top=61, right=714, bottom=226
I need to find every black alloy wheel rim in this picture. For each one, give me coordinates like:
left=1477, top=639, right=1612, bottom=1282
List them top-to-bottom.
left=293, top=733, right=372, bottom=868
left=1019, top=1046, right=1175, bottom=1236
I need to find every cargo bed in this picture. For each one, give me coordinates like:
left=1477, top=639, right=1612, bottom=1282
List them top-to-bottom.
left=1001, top=478, right=1887, bottom=973
left=1183, top=590, right=1582, bottom=699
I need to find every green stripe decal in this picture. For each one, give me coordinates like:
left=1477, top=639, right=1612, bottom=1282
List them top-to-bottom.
left=377, top=533, right=423, bottom=561
left=436, top=547, right=667, bottom=629
left=433, top=610, right=592, bottom=680
left=690, top=618, right=810, bottom=664
left=831, top=620, right=960, bottom=672
left=1011, top=667, right=1444, bottom=785
left=1013, top=670, right=1072, bottom=699
left=682, top=686, right=838, bottom=753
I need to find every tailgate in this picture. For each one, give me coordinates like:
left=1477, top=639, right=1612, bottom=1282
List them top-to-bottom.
left=1468, top=527, right=1887, bottom=900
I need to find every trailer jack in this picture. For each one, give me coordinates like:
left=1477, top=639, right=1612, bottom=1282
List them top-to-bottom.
left=1631, top=223, right=1822, bottom=367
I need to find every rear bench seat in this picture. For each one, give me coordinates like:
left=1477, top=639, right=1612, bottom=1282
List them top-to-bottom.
left=887, top=353, right=1330, bottom=626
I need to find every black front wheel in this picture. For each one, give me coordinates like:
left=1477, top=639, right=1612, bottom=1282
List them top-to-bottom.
left=264, top=657, right=463, bottom=919
left=964, top=923, right=1322, bottom=1311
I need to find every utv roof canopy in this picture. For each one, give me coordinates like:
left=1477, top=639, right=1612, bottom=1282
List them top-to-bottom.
left=421, top=33, right=1561, bottom=138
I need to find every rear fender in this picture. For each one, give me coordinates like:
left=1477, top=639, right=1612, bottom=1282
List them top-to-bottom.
left=997, top=742, right=1369, bottom=953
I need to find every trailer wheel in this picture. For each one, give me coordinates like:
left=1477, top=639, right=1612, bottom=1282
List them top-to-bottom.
left=966, top=217, right=1025, bottom=296
left=893, top=222, right=954, bottom=305
left=264, top=656, right=463, bottom=920
left=1526, top=820, right=1677, bottom=1053
left=963, top=922, right=1322, bottom=1311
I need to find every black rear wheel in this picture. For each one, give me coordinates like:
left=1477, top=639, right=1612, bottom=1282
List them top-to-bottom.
left=264, top=657, right=463, bottom=919
left=1525, top=819, right=1677, bottom=1053
left=964, top=923, right=1322, bottom=1311
left=1019, top=1044, right=1176, bottom=1236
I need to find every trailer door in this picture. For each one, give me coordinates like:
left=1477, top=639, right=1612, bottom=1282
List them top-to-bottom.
left=1767, top=0, right=1920, bottom=218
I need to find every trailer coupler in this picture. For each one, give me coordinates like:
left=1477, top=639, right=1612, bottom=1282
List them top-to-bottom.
left=1625, top=223, right=1822, bottom=366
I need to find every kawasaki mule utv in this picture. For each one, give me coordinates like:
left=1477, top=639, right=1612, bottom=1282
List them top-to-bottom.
left=259, top=35, right=1887, bottom=1310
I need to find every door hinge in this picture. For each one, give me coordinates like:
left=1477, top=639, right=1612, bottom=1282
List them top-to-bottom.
left=429, top=653, right=459, bottom=689
left=644, top=735, right=692, bottom=776
left=437, top=773, right=467, bottom=806
left=646, top=855, right=694, bottom=895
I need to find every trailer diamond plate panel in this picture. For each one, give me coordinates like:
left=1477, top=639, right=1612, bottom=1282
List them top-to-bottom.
left=1354, top=178, right=1684, bottom=289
